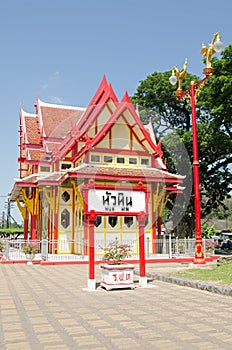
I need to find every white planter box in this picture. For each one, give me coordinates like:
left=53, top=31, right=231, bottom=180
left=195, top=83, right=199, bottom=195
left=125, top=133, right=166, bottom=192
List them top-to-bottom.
left=26, top=253, right=35, bottom=265
left=100, top=263, right=135, bottom=290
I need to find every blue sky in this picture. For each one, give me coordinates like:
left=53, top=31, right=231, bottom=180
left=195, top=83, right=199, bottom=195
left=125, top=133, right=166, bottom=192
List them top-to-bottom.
left=0, top=0, right=231, bottom=223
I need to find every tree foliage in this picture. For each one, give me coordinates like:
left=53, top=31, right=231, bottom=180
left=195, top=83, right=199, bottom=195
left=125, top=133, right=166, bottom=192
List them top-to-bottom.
left=131, top=45, right=232, bottom=236
left=132, top=70, right=198, bottom=131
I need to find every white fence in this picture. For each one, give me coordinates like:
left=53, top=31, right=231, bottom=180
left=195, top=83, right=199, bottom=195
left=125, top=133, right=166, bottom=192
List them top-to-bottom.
left=0, top=237, right=213, bottom=262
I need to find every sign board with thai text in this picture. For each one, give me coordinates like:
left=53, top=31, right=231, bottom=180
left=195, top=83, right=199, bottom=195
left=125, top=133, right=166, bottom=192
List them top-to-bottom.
left=88, top=189, right=146, bottom=213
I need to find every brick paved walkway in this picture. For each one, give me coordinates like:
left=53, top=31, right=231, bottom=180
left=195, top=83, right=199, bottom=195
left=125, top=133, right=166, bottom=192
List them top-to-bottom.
left=0, top=264, right=232, bottom=349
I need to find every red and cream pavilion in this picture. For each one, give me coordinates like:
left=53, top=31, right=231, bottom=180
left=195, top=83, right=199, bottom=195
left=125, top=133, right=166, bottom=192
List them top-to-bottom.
left=10, top=76, right=185, bottom=257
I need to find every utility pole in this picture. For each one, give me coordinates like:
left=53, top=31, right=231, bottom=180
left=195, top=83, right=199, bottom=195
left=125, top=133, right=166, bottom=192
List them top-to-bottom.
left=0, top=195, right=7, bottom=228
left=1, top=195, right=18, bottom=228
left=7, top=199, right=10, bottom=228
left=1, top=211, right=5, bottom=228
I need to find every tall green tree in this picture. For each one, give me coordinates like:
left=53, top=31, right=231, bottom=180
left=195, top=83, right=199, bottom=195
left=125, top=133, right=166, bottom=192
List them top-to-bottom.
left=131, top=45, right=232, bottom=237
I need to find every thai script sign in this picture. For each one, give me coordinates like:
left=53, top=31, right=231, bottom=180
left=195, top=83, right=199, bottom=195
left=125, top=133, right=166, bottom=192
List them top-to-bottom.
left=88, top=189, right=145, bottom=213
left=112, top=271, right=133, bottom=283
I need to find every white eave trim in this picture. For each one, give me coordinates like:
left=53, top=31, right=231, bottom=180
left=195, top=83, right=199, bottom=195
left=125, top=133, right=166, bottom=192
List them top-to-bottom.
left=38, top=98, right=86, bottom=111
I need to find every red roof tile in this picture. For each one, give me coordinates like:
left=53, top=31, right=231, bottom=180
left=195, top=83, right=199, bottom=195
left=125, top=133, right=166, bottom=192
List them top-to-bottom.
left=41, top=106, right=85, bottom=139
left=25, top=115, right=41, bottom=144
left=28, top=149, right=42, bottom=161
left=69, top=165, right=184, bottom=184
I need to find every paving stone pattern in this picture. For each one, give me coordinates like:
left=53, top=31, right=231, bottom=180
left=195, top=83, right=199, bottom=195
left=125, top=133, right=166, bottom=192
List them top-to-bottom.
left=0, top=264, right=232, bottom=349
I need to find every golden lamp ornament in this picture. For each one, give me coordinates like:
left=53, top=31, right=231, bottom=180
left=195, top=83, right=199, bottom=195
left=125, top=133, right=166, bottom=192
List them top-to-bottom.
left=169, top=32, right=224, bottom=95
left=201, top=32, right=223, bottom=75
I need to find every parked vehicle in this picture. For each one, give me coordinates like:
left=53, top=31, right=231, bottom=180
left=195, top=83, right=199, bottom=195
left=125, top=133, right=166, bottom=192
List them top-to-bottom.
left=214, top=233, right=232, bottom=255
left=212, top=236, right=223, bottom=248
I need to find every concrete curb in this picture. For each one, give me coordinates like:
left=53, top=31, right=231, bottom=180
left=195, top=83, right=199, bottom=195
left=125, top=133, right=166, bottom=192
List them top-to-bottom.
left=140, top=270, right=232, bottom=297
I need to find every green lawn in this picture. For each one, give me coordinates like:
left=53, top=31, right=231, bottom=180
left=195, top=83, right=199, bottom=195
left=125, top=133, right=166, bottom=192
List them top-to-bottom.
left=170, top=262, right=232, bottom=286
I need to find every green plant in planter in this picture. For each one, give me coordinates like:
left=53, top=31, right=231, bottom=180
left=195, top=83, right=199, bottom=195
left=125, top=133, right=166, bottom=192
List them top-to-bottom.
left=102, top=238, right=132, bottom=264
left=22, top=242, right=39, bottom=255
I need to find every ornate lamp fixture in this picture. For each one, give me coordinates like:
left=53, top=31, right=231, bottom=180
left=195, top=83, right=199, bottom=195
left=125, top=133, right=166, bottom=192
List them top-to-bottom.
left=201, top=32, right=224, bottom=75
left=168, top=33, right=223, bottom=264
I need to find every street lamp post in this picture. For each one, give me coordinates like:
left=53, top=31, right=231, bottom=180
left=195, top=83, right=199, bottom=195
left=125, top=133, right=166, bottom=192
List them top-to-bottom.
left=169, top=32, right=223, bottom=264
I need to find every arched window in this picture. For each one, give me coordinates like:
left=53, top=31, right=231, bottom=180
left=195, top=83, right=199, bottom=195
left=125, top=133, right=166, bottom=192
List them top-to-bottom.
left=61, top=208, right=70, bottom=228
left=95, top=216, right=102, bottom=227
left=108, top=216, right=118, bottom=228
left=124, top=216, right=133, bottom=228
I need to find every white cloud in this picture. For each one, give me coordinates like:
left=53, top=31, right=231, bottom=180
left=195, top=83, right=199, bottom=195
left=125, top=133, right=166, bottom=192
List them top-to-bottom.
left=40, top=71, right=63, bottom=103
left=41, top=71, right=60, bottom=90
left=50, top=71, right=60, bottom=80
left=49, top=95, right=64, bottom=104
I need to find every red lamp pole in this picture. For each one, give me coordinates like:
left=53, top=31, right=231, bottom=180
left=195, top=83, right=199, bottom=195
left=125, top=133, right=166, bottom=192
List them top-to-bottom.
left=170, top=32, right=223, bottom=264
left=176, top=75, right=210, bottom=264
left=190, top=83, right=204, bottom=263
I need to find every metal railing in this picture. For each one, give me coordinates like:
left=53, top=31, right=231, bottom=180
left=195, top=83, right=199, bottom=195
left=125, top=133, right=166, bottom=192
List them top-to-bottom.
left=0, top=236, right=213, bottom=262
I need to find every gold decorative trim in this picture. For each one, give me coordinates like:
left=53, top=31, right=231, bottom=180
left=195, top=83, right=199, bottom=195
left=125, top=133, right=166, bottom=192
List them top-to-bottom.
left=71, top=180, right=84, bottom=208
left=21, top=188, right=39, bottom=215
left=44, top=188, right=54, bottom=212
left=159, top=193, right=170, bottom=217
left=16, top=197, right=27, bottom=220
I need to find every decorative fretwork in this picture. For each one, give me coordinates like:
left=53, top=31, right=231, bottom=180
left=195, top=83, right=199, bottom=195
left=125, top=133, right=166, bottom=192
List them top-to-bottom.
left=71, top=180, right=84, bottom=208
left=153, top=184, right=165, bottom=214
left=55, top=187, right=59, bottom=214
left=21, top=188, right=39, bottom=215
left=44, top=188, right=54, bottom=212
left=159, top=193, right=170, bottom=217
left=16, top=197, right=27, bottom=220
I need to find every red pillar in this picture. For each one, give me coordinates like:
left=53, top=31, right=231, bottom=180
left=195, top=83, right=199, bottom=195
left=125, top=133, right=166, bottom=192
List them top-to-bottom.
left=82, top=180, right=89, bottom=256
left=151, top=184, right=156, bottom=254
left=53, top=187, right=58, bottom=254
left=47, top=207, right=51, bottom=242
left=87, top=211, right=96, bottom=290
left=54, top=212, right=58, bottom=253
left=138, top=212, right=147, bottom=287
left=30, top=214, right=37, bottom=240
left=84, top=214, right=88, bottom=255
left=24, top=216, right=28, bottom=240
left=157, top=216, right=162, bottom=235
left=89, top=219, right=95, bottom=280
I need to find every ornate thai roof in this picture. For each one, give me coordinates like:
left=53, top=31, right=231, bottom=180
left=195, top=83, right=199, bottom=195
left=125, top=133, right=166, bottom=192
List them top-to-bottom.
left=10, top=75, right=185, bottom=201
left=18, top=76, right=168, bottom=167
left=38, top=99, right=86, bottom=139
left=19, top=100, right=86, bottom=164
left=10, top=163, right=185, bottom=201
left=68, top=164, right=185, bottom=182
